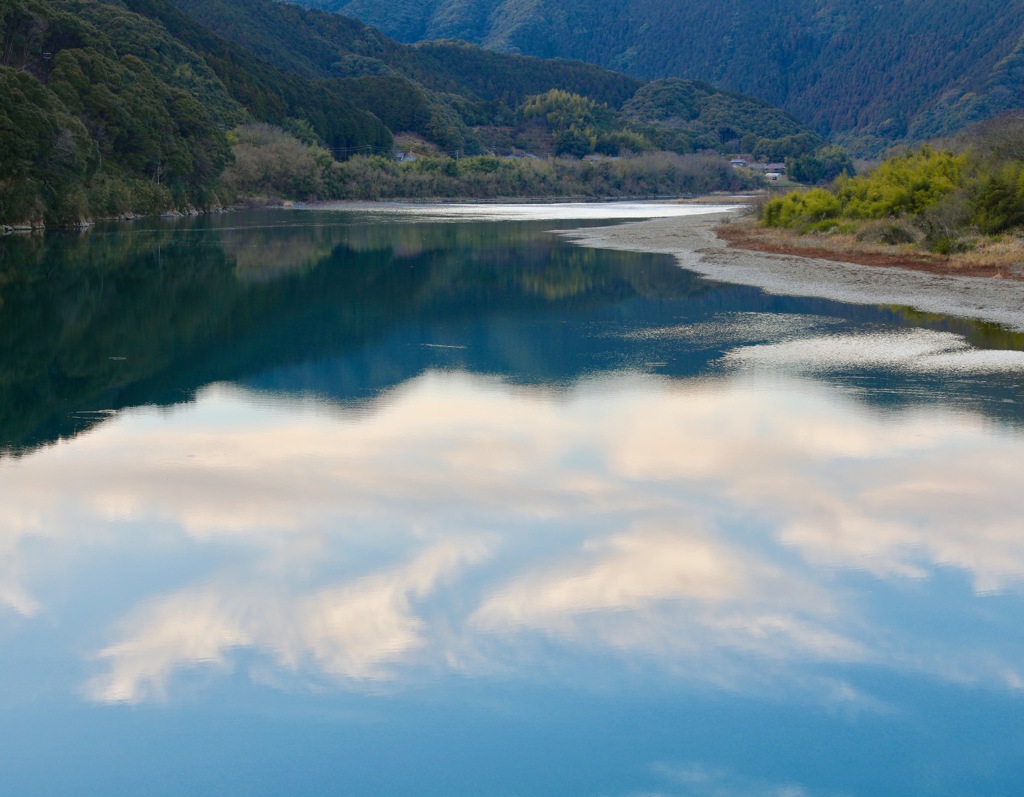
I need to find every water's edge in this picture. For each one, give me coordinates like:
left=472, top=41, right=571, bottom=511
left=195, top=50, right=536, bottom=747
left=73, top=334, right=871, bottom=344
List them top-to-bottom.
left=561, top=211, right=1024, bottom=333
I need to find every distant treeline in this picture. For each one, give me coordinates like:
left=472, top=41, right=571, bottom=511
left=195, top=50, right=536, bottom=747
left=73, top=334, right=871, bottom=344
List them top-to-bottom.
left=223, top=125, right=756, bottom=201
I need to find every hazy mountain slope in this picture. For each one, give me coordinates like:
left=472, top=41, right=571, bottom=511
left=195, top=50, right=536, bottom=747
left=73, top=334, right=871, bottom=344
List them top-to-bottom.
left=168, top=0, right=822, bottom=155
left=171, top=0, right=642, bottom=109
left=308, top=0, right=1024, bottom=152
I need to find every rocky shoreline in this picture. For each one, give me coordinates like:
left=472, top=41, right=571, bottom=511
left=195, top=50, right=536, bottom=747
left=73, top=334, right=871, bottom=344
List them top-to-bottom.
left=0, top=206, right=226, bottom=237
left=561, top=210, right=1024, bottom=333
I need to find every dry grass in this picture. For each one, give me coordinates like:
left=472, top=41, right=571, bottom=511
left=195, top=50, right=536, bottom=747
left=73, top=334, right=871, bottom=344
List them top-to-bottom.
left=717, top=219, right=1024, bottom=280
left=955, top=235, right=1024, bottom=273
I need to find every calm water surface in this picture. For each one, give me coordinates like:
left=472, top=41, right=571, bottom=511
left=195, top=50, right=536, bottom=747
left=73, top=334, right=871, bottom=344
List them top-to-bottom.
left=2, top=206, right=1024, bottom=795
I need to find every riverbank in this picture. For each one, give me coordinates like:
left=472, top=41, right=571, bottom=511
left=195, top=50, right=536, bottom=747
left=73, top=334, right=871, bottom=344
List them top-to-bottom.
left=0, top=206, right=222, bottom=237
left=561, top=210, right=1024, bottom=332
left=719, top=218, right=1024, bottom=280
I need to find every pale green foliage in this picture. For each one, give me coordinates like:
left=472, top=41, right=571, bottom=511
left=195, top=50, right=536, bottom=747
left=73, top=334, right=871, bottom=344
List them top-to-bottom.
left=520, top=89, right=615, bottom=157
left=222, top=124, right=332, bottom=199
left=759, top=125, right=1024, bottom=252
left=761, top=147, right=967, bottom=235
left=834, top=148, right=966, bottom=219
left=760, top=189, right=843, bottom=231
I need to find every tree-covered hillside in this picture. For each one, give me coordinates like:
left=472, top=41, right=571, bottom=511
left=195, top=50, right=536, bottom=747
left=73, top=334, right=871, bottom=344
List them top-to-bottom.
left=1, top=0, right=816, bottom=226
left=1, top=0, right=391, bottom=224
left=165, top=0, right=643, bottom=151
left=166, top=0, right=822, bottom=157
left=172, top=0, right=641, bottom=108
left=308, top=0, right=1024, bottom=154
left=624, top=78, right=822, bottom=160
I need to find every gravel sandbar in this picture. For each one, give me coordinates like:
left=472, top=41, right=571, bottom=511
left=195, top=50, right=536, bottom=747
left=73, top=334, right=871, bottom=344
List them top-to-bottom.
left=561, top=212, right=1024, bottom=332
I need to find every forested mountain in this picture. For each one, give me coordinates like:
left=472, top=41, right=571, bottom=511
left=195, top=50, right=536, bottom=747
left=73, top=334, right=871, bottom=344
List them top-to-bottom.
left=1, top=0, right=815, bottom=225
left=1, top=0, right=392, bottom=223
left=164, top=0, right=642, bottom=152
left=166, top=0, right=816, bottom=155
left=171, top=0, right=640, bottom=107
left=308, top=0, right=1024, bottom=153
left=623, top=78, right=820, bottom=159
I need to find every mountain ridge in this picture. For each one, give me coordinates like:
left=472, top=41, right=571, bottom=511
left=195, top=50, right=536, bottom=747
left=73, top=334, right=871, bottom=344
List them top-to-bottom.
left=165, top=0, right=823, bottom=157
left=304, top=0, right=1024, bottom=153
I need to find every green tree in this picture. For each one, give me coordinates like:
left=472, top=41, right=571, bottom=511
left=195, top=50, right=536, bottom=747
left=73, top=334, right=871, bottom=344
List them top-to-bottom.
left=787, top=145, right=854, bottom=184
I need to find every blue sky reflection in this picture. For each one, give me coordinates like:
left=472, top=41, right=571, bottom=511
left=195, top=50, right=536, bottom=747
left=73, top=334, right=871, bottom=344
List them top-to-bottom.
left=3, top=362, right=1024, bottom=708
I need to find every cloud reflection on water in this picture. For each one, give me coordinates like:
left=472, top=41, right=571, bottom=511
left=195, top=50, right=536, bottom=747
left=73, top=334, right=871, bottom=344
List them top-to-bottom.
left=726, top=328, right=1024, bottom=374
left=2, top=347, right=1024, bottom=703
left=472, top=521, right=863, bottom=678
left=86, top=539, right=490, bottom=703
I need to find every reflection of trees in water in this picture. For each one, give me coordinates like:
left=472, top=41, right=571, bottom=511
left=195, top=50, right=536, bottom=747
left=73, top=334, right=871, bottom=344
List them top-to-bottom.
left=4, top=211, right=1021, bottom=457
left=0, top=213, right=706, bottom=454
left=339, top=220, right=540, bottom=257
left=0, top=225, right=239, bottom=454
left=222, top=226, right=343, bottom=284
left=886, top=305, right=1024, bottom=352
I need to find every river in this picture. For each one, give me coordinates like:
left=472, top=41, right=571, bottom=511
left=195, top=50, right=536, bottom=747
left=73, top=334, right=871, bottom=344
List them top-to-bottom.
left=2, top=204, right=1024, bottom=795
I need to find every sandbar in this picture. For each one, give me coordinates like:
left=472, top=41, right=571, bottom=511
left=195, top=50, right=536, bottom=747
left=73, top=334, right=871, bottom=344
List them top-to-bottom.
left=562, top=211, right=1024, bottom=332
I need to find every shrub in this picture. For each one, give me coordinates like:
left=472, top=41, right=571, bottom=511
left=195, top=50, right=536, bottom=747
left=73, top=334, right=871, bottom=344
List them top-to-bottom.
left=221, top=124, right=331, bottom=200
left=787, top=145, right=855, bottom=184
left=761, top=146, right=968, bottom=235
left=836, top=147, right=966, bottom=219
left=970, top=160, right=1024, bottom=234
left=761, top=189, right=842, bottom=229
left=916, top=192, right=974, bottom=252
left=855, top=219, right=921, bottom=245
